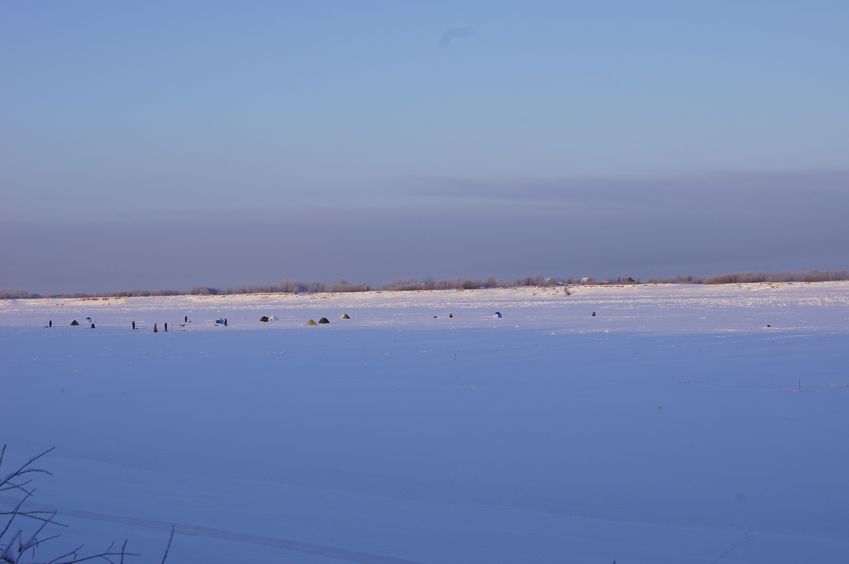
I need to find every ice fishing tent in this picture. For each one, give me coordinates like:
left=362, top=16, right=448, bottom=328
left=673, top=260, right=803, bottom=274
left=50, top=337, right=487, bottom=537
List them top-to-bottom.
left=493, top=312, right=503, bottom=319
left=340, top=313, right=351, bottom=320
left=259, top=316, right=270, bottom=322
left=318, top=317, right=330, bottom=324
left=306, top=319, right=318, bottom=326
left=70, top=320, right=80, bottom=326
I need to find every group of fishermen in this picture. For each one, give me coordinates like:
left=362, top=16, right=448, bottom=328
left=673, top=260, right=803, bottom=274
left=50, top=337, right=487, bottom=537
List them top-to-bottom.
left=47, top=314, right=210, bottom=332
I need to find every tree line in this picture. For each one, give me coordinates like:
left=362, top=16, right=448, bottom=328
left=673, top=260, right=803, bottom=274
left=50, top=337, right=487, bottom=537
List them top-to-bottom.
left=3, top=270, right=849, bottom=300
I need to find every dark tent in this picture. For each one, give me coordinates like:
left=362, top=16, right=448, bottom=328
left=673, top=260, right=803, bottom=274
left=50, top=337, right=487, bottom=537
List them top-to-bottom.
left=493, top=312, right=503, bottom=319
left=259, top=316, right=270, bottom=322
left=318, top=317, right=330, bottom=324
left=70, top=320, right=80, bottom=326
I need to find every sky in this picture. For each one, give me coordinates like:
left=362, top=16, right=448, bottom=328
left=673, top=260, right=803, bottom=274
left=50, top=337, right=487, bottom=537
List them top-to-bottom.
left=2, top=1, right=849, bottom=293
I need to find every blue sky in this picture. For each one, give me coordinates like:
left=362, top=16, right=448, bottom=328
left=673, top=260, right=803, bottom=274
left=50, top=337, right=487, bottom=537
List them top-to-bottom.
left=3, top=1, right=849, bottom=292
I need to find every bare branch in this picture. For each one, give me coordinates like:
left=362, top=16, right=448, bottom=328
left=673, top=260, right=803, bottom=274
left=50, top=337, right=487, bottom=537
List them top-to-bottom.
left=0, top=447, right=55, bottom=491
left=1, top=447, right=167, bottom=563
left=0, top=488, right=35, bottom=539
left=160, top=526, right=175, bottom=563
left=48, top=544, right=84, bottom=563
left=56, top=548, right=141, bottom=563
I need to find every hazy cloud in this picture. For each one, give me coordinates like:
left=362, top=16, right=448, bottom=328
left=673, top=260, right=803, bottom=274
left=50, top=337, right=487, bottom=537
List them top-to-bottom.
left=439, top=26, right=473, bottom=47
left=407, top=170, right=849, bottom=219
left=410, top=170, right=849, bottom=203
left=4, top=171, right=849, bottom=294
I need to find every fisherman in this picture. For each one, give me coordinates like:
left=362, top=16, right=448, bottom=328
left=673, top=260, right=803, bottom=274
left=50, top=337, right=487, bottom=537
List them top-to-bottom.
left=592, top=311, right=597, bottom=317
left=184, top=315, right=188, bottom=323
left=224, top=318, right=228, bottom=327
left=48, top=320, right=52, bottom=328
left=132, top=321, right=136, bottom=330
left=164, top=322, right=168, bottom=332
left=90, top=323, right=95, bottom=329
left=154, top=323, right=158, bottom=333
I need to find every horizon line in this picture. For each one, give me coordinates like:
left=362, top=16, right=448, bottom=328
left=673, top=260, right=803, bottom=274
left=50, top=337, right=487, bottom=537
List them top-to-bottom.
left=3, top=269, right=849, bottom=300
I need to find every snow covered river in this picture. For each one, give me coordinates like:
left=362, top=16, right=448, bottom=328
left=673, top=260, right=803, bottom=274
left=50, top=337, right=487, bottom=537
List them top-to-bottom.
left=2, top=284, right=848, bottom=562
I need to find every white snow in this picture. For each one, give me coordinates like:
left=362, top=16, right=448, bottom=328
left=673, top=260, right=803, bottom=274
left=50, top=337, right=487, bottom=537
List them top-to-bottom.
left=2, top=283, right=849, bottom=562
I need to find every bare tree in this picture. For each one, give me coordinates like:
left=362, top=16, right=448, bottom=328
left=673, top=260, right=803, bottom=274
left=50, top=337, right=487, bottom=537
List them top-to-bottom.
left=0, top=445, right=173, bottom=563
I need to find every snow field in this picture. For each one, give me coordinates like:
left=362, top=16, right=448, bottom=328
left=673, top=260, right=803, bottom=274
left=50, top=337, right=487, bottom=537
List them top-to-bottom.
left=2, top=283, right=849, bottom=562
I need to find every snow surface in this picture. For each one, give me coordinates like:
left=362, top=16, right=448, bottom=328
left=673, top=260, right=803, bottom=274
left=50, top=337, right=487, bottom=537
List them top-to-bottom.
left=2, top=283, right=849, bottom=563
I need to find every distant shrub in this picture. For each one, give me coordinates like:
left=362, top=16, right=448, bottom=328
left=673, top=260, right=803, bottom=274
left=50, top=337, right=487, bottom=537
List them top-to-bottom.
left=12, top=270, right=849, bottom=300
left=642, top=270, right=849, bottom=285
left=700, top=270, right=849, bottom=285
left=645, top=275, right=698, bottom=284
left=381, top=277, right=507, bottom=292
left=329, top=280, right=370, bottom=293
left=190, top=286, right=219, bottom=295
left=101, top=289, right=181, bottom=298
left=0, top=290, right=41, bottom=299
